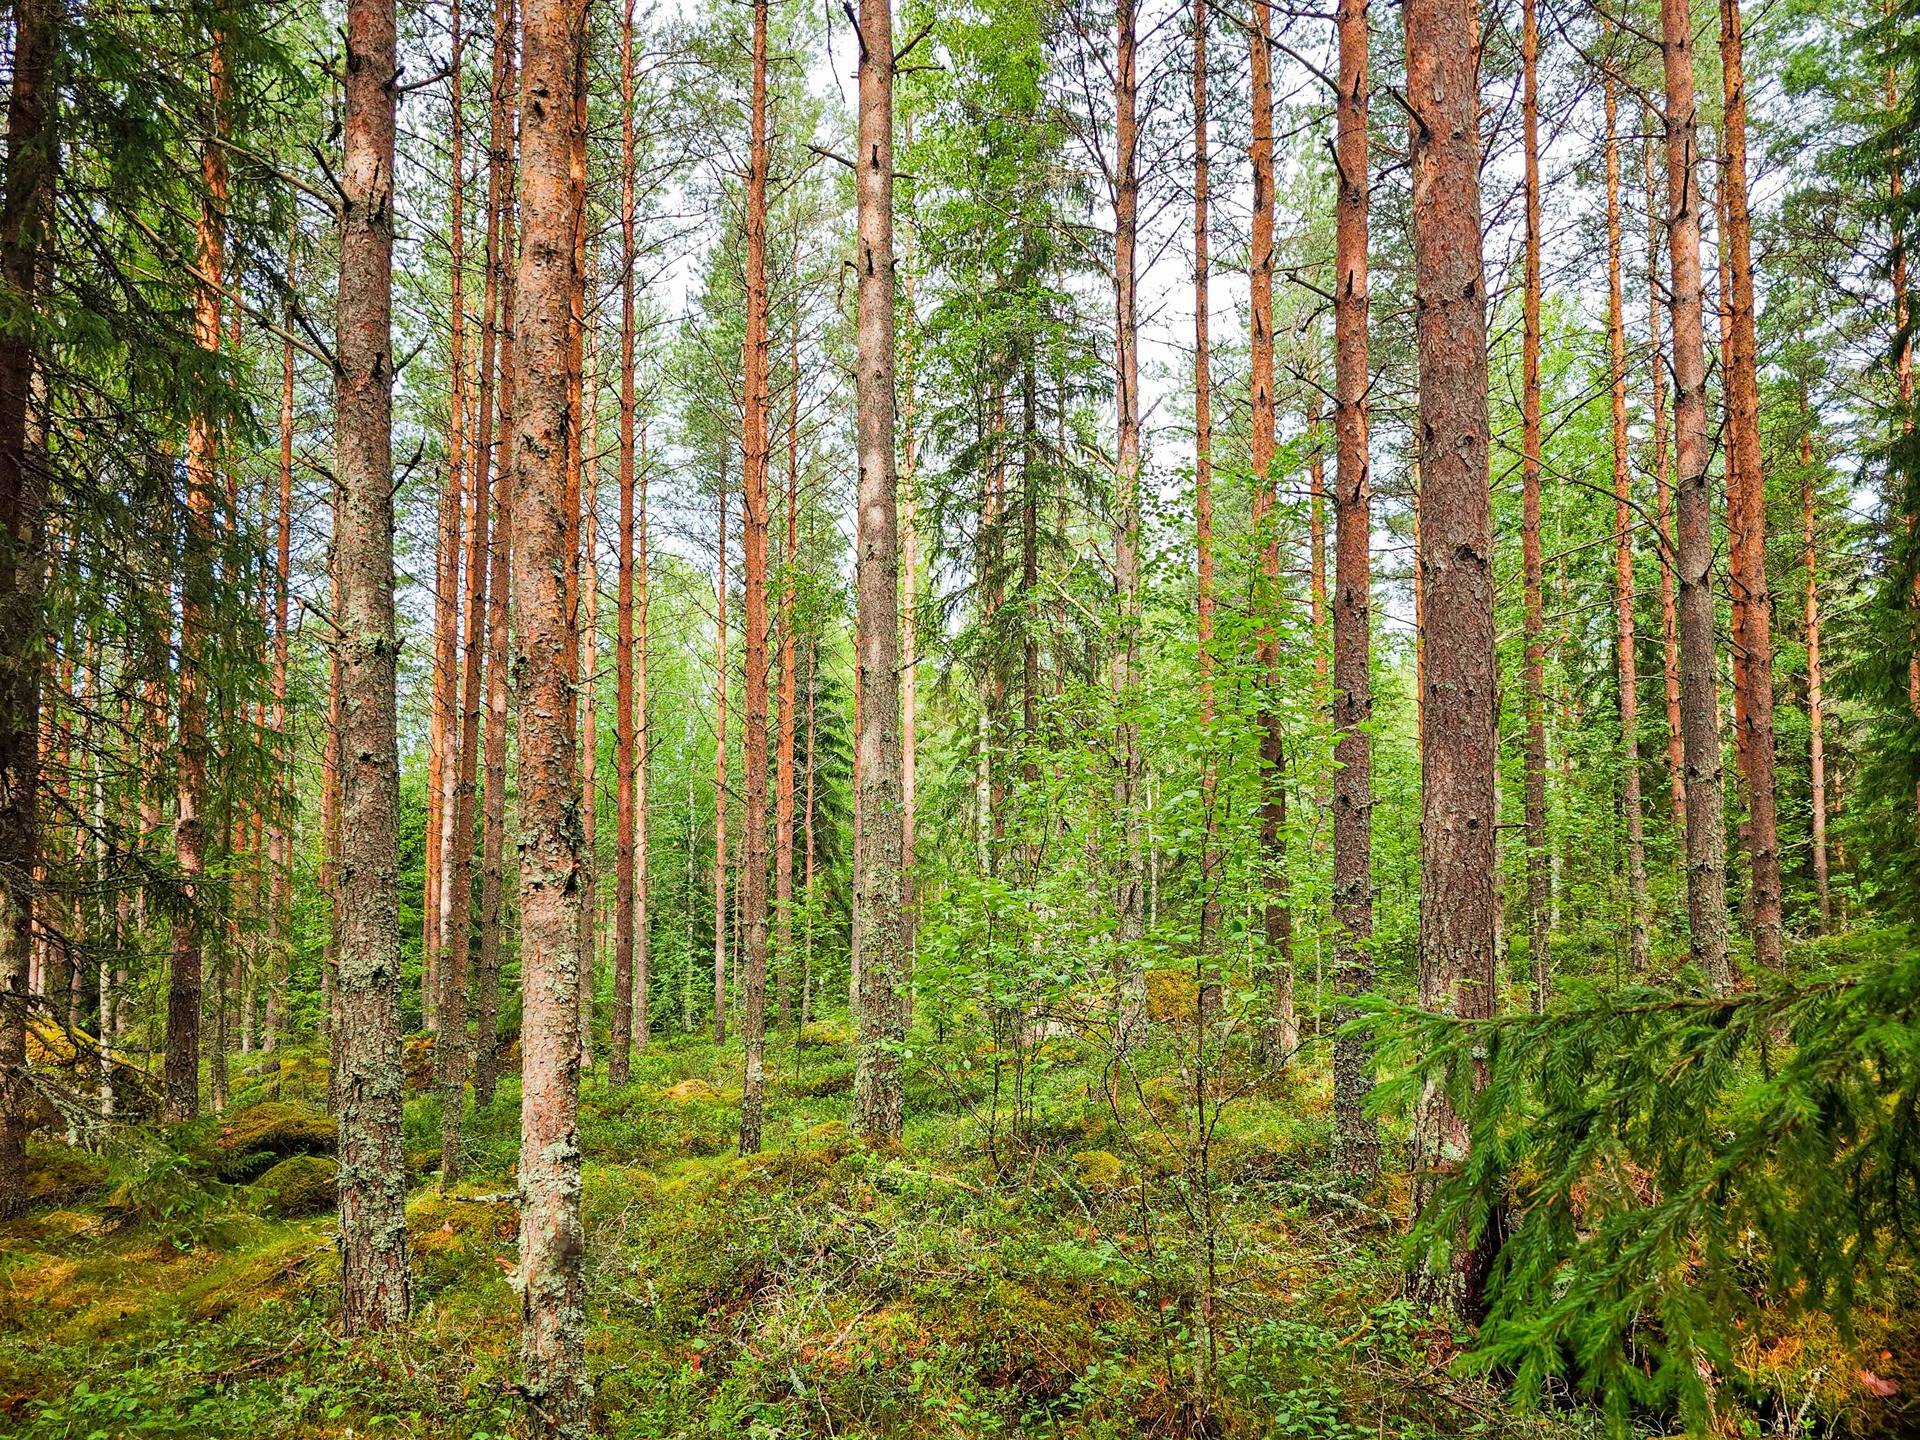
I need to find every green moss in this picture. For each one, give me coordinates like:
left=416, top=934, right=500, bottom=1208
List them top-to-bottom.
left=797, top=1020, right=851, bottom=1049
left=211, top=1102, right=336, bottom=1181
left=23, top=1141, right=108, bottom=1209
left=1070, top=1149, right=1129, bottom=1193
left=247, top=1156, right=338, bottom=1218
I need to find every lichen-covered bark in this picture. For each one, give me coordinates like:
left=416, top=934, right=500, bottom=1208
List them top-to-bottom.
left=0, top=0, right=56, bottom=1218
left=334, top=0, right=411, bottom=1332
left=509, top=0, right=589, bottom=1420
left=850, top=0, right=906, bottom=1143
left=1330, top=0, right=1378, bottom=1181
left=1405, top=0, right=1497, bottom=1310
left=1659, top=0, right=1733, bottom=991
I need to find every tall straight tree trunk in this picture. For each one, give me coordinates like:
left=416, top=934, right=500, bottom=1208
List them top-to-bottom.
left=0, top=0, right=55, bottom=1218
left=335, top=0, right=411, bottom=1331
left=439, top=0, right=481, bottom=1185
left=473, top=0, right=518, bottom=1106
left=509, top=0, right=589, bottom=1420
left=612, top=0, right=639, bottom=1082
left=738, top=0, right=772, bottom=1156
left=850, top=0, right=906, bottom=1142
left=1110, top=0, right=1147, bottom=1039
left=1195, top=0, right=1217, bottom=1006
left=1248, top=0, right=1294, bottom=1059
left=1330, top=0, right=1378, bottom=1180
left=1405, top=0, right=1497, bottom=1310
left=1520, top=0, right=1549, bottom=1011
left=1660, top=0, right=1733, bottom=991
left=1717, top=0, right=1782, bottom=970
left=169, top=34, right=227, bottom=1124
left=1606, top=68, right=1649, bottom=973
left=1646, top=131, right=1687, bottom=839
left=900, top=201, right=919, bottom=1013
left=266, top=238, right=296, bottom=1055
left=774, top=262, right=800, bottom=1035
left=578, top=314, right=599, bottom=1066
left=635, top=418, right=650, bottom=1052
left=1802, top=423, right=1829, bottom=929
left=712, top=449, right=729, bottom=1044
left=322, top=556, right=343, bottom=1111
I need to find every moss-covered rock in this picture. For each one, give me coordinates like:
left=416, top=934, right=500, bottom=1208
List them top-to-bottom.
left=797, top=1020, right=851, bottom=1049
left=787, top=1061, right=854, bottom=1097
left=661, top=1077, right=723, bottom=1104
left=212, top=1101, right=336, bottom=1180
left=23, top=1141, right=108, bottom=1209
left=1070, top=1149, right=1129, bottom=1193
left=247, top=1155, right=339, bottom=1218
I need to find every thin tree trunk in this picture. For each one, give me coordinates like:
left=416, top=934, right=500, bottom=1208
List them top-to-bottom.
left=0, top=0, right=55, bottom=1217
left=335, top=0, right=411, bottom=1330
left=437, top=0, right=478, bottom=1184
left=473, top=0, right=518, bottom=1106
left=509, top=0, right=589, bottom=1418
left=612, top=0, right=639, bottom=1081
left=738, top=0, right=772, bottom=1155
left=850, top=0, right=906, bottom=1141
left=1110, top=0, right=1146, bottom=1042
left=1196, top=0, right=1217, bottom=1009
left=1330, top=0, right=1378, bottom=1180
left=1405, top=0, right=1498, bottom=1312
left=1520, top=0, right=1549, bottom=1011
left=1660, top=0, right=1733, bottom=990
left=1717, top=0, right=1782, bottom=970
left=1606, top=66, right=1649, bottom=974
left=1646, top=130, right=1687, bottom=838
left=266, top=234, right=296, bottom=1055
left=774, top=250, right=800, bottom=1036
left=578, top=311, right=599, bottom=1066
left=635, top=416, right=650, bottom=1052
left=1800, top=421, right=1829, bottom=928
left=712, top=448, right=729, bottom=1044
left=322, top=554, right=343, bottom=1113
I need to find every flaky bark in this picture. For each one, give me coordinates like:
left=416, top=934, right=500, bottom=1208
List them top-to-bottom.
left=0, top=0, right=55, bottom=1217
left=335, top=0, right=411, bottom=1331
left=509, top=0, right=589, bottom=1421
left=738, top=0, right=772, bottom=1156
left=850, top=0, right=906, bottom=1142
left=1329, top=0, right=1377, bottom=1180
left=1405, top=0, right=1497, bottom=1308
left=1520, top=0, right=1549, bottom=1010
left=1660, top=0, right=1733, bottom=991
left=1717, top=0, right=1781, bottom=970
left=1606, top=68, right=1649, bottom=973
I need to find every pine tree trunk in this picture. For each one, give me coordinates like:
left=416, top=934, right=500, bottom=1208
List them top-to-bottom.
left=0, top=0, right=55, bottom=1218
left=335, top=0, right=412, bottom=1331
left=438, top=0, right=479, bottom=1184
left=473, top=0, right=518, bottom=1106
left=509, top=0, right=589, bottom=1418
left=611, top=0, right=639, bottom=1081
left=738, top=0, right=772, bottom=1155
left=850, top=0, right=906, bottom=1142
left=1196, top=0, right=1218, bottom=1006
left=1329, top=0, right=1377, bottom=1180
left=1405, top=0, right=1498, bottom=1311
left=1520, top=0, right=1550, bottom=1011
left=1660, top=0, right=1734, bottom=991
left=1717, top=0, right=1782, bottom=970
left=169, top=35, right=227, bottom=1124
left=1605, top=67, right=1650, bottom=973
left=1645, top=130, right=1687, bottom=840
left=266, top=236, right=296, bottom=1056
left=577, top=313, right=599, bottom=1067
left=635, top=417, right=650, bottom=1052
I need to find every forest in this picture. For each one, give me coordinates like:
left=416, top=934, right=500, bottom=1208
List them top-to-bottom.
left=0, top=0, right=1917, bottom=1429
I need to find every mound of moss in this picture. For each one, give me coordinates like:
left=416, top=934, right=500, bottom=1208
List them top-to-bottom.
left=212, top=1101, right=336, bottom=1180
left=247, top=1155, right=338, bottom=1218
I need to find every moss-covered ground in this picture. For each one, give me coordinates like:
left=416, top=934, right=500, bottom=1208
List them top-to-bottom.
left=0, top=1022, right=1671, bottom=1437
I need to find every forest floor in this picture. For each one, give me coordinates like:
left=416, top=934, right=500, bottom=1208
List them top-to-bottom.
left=3, top=988, right=1620, bottom=1439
